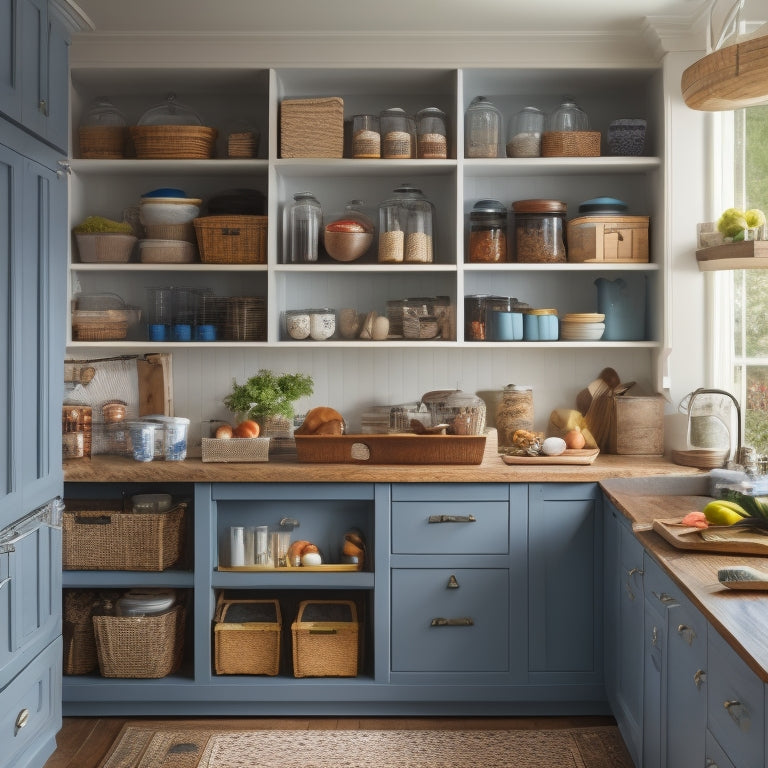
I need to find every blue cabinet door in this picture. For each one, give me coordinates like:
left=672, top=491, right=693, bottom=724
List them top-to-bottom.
left=0, top=0, right=21, bottom=122
left=19, top=0, right=47, bottom=139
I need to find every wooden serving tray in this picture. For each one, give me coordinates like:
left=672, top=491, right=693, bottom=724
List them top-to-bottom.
left=294, top=433, right=486, bottom=465
left=501, top=448, right=600, bottom=466
left=652, top=518, right=768, bottom=556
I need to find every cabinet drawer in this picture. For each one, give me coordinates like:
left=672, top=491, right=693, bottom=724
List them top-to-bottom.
left=392, top=501, right=508, bottom=554
left=391, top=568, right=509, bottom=672
left=707, top=627, right=765, bottom=768
left=0, top=637, right=61, bottom=768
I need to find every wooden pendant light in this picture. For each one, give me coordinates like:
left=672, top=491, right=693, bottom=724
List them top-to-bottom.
left=682, top=31, right=768, bottom=111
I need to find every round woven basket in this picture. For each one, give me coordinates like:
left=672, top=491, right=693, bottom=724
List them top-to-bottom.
left=130, top=125, right=218, bottom=159
left=541, top=130, right=601, bottom=157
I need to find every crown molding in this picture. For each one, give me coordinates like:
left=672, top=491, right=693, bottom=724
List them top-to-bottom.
left=50, top=0, right=95, bottom=32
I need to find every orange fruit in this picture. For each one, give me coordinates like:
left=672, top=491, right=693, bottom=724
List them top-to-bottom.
left=563, top=428, right=586, bottom=450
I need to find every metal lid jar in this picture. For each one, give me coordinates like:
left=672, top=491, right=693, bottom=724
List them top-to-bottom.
left=465, top=96, right=502, bottom=158
left=507, top=106, right=544, bottom=158
left=380, top=107, right=416, bottom=159
left=416, top=107, right=448, bottom=159
left=378, top=184, right=434, bottom=264
left=284, top=192, right=323, bottom=263
left=469, top=199, right=508, bottom=263
left=512, top=199, right=567, bottom=263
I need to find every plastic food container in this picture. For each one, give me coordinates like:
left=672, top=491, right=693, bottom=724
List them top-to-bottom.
left=138, top=239, right=197, bottom=264
left=523, top=308, right=559, bottom=341
left=308, top=309, right=336, bottom=340
left=142, top=415, right=190, bottom=461
left=128, top=421, right=158, bottom=462
left=131, top=493, right=173, bottom=513
left=116, top=589, right=177, bottom=617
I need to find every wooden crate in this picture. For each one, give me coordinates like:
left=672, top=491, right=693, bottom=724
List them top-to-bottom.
left=280, top=97, right=344, bottom=158
left=567, top=216, right=650, bottom=263
left=609, top=394, right=664, bottom=455
left=214, top=597, right=281, bottom=675
left=292, top=600, right=358, bottom=678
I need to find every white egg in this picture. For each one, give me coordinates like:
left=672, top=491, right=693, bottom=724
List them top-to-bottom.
left=541, top=436, right=567, bottom=456
left=301, top=552, right=322, bottom=566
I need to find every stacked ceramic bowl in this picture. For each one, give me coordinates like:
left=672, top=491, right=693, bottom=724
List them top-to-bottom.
left=138, top=188, right=202, bottom=264
left=560, top=313, right=605, bottom=341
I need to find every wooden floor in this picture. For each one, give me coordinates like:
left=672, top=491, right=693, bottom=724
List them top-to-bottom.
left=44, top=715, right=619, bottom=768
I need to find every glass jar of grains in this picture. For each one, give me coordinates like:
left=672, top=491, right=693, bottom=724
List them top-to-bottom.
left=465, top=96, right=502, bottom=158
left=506, top=106, right=544, bottom=158
left=380, top=107, right=417, bottom=159
left=416, top=107, right=448, bottom=159
left=378, top=184, right=435, bottom=264
left=469, top=199, right=508, bottom=263
left=511, top=199, right=567, bottom=263
left=495, top=384, right=534, bottom=451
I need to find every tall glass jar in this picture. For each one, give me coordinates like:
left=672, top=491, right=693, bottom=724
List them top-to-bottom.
left=465, top=96, right=502, bottom=158
left=548, top=98, right=589, bottom=131
left=506, top=106, right=544, bottom=158
left=380, top=107, right=416, bottom=159
left=416, top=107, right=448, bottom=159
left=352, top=114, right=380, bottom=159
left=378, top=184, right=434, bottom=264
left=284, top=192, right=322, bottom=263
left=469, top=199, right=507, bottom=263
left=511, top=199, right=567, bottom=263
left=495, top=385, right=535, bottom=451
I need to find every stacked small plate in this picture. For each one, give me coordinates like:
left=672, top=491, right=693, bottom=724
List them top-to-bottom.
left=560, top=313, right=605, bottom=341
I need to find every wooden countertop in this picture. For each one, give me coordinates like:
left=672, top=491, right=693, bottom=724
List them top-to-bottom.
left=63, top=452, right=704, bottom=484
left=602, top=484, right=768, bottom=683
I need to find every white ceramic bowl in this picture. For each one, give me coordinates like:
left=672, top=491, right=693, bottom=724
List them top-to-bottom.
left=139, top=198, right=201, bottom=225
left=560, top=321, right=605, bottom=341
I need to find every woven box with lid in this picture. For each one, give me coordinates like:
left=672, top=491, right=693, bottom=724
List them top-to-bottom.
left=280, top=97, right=344, bottom=158
left=193, top=215, right=267, bottom=264
left=567, top=215, right=650, bottom=263
left=62, top=499, right=186, bottom=571
left=214, top=597, right=281, bottom=675
left=292, top=600, right=358, bottom=677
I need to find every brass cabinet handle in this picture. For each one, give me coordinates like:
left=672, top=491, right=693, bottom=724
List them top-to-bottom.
left=428, top=514, right=476, bottom=524
left=447, top=575, right=459, bottom=589
left=654, top=591, right=676, bottom=605
left=431, top=617, right=474, bottom=627
left=677, top=623, right=696, bottom=645
left=693, top=669, right=706, bottom=689
left=723, top=700, right=750, bottom=730
left=15, top=709, right=29, bottom=730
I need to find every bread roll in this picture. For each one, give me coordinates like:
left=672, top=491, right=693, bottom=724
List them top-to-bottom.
left=295, top=406, right=345, bottom=435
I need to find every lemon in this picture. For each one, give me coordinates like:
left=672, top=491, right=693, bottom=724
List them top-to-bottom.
left=746, top=208, right=766, bottom=229
left=703, top=501, right=745, bottom=526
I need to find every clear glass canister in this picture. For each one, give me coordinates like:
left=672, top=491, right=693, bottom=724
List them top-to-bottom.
left=465, top=96, right=502, bottom=158
left=548, top=98, right=589, bottom=131
left=506, top=106, right=544, bottom=158
left=416, top=107, right=448, bottom=159
left=380, top=108, right=416, bottom=159
left=352, top=114, right=380, bottom=159
left=378, top=184, right=434, bottom=264
left=284, top=192, right=323, bottom=263
left=469, top=199, right=507, bottom=263
left=512, top=199, right=567, bottom=263
left=464, top=294, right=491, bottom=341
left=495, top=385, right=535, bottom=450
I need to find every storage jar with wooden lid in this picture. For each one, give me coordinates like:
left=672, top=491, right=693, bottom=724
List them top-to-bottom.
left=416, top=107, right=448, bottom=159
left=380, top=108, right=416, bottom=159
left=377, top=184, right=434, bottom=264
left=469, top=199, right=508, bottom=263
left=512, top=199, right=567, bottom=263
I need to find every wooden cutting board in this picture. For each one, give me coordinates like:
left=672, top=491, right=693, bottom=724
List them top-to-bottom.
left=501, top=448, right=600, bottom=466
left=652, top=518, right=768, bottom=555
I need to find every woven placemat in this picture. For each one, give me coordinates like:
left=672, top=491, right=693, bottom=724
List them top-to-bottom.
left=99, top=724, right=633, bottom=768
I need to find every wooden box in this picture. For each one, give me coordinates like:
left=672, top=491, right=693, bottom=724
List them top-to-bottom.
left=280, top=97, right=344, bottom=158
left=567, top=215, right=650, bottom=263
left=609, top=394, right=665, bottom=455
left=214, top=597, right=281, bottom=675
left=292, top=600, right=358, bottom=678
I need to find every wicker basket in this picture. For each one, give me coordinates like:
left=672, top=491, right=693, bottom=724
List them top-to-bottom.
left=280, top=97, right=344, bottom=158
left=129, top=125, right=217, bottom=159
left=78, top=126, right=127, bottom=159
left=541, top=130, right=601, bottom=157
left=193, top=215, right=267, bottom=264
left=143, top=222, right=197, bottom=243
left=75, top=233, right=137, bottom=264
left=201, top=436, right=270, bottom=463
left=62, top=499, right=186, bottom=571
left=62, top=590, right=99, bottom=675
left=214, top=597, right=281, bottom=675
left=292, top=600, right=359, bottom=678
left=93, top=604, right=185, bottom=678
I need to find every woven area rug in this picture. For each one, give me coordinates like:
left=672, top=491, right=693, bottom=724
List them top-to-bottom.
left=99, top=723, right=634, bottom=768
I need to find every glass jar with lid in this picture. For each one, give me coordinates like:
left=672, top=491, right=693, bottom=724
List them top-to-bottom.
left=137, top=93, right=203, bottom=126
left=465, top=96, right=502, bottom=158
left=79, top=97, right=128, bottom=159
left=548, top=98, right=589, bottom=131
left=506, top=106, right=544, bottom=158
left=416, top=107, right=448, bottom=159
left=380, top=108, right=416, bottom=159
left=352, top=114, right=380, bottom=158
left=378, top=184, right=435, bottom=264
left=284, top=192, right=323, bottom=263
left=469, top=199, right=508, bottom=263
left=511, top=199, right=567, bottom=263
left=323, top=200, right=375, bottom=262
left=495, top=384, right=535, bottom=450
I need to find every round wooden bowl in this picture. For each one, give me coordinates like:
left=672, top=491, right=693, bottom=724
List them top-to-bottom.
left=324, top=230, right=373, bottom=262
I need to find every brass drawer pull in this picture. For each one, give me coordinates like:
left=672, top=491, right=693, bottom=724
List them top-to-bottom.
left=428, top=514, right=476, bottom=524
left=431, top=617, right=474, bottom=627
left=694, top=669, right=706, bottom=689
left=724, top=700, right=750, bottom=730
left=15, top=708, right=29, bottom=730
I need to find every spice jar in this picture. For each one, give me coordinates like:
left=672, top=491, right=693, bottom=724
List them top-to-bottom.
left=465, top=96, right=502, bottom=158
left=507, top=106, right=544, bottom=158
left=416, top=107, right=448, bottom=159
left=380, top=108, right=416, bottom=159
left=352, top=114, right=380, bottom=159
left=378, top=184, right=434, bottom=264
left=284, top=192, right=323, bottom=263
left=469, top=199, right=508, bottom=263
left=512, top=199, right=567, bottom=263
left=464, top=295, right=491, bottom=341
left=495, top=385, right=534, bottom=450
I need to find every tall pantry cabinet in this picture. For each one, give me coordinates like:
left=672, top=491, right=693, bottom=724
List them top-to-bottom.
left=0, top=3, right=89, bottom=768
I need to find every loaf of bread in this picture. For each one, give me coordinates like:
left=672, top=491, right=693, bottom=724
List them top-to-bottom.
left=294, top=406, right=345, bottom=435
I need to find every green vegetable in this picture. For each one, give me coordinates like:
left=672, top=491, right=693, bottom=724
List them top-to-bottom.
left=717, top=207, right=748, bottom=238
left=746, top=208, right=766, bottom=228
left=73, top=216, right=133, bottom=234
left=223, top=369, right=314, bottom=422
left=719, top=488, right=768, bottom=521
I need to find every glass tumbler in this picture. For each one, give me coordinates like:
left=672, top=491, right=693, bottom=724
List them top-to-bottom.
left=284, top=192, right=322, bottom=263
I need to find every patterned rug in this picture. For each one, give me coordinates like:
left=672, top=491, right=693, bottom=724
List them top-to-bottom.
left=99, top=723, right=634, bottom=768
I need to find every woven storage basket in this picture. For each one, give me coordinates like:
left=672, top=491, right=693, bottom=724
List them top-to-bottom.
left=280, top=97, right=344, bottom=158
left=129, top=125, right=217, bottom=159
left=78, top=126, right=127, bottom=159
left=541, top=130, right=601, bottom=157
left=193, top=215, right=267, bottom=264
left=143, top=222, right=196, bottom=243
left=74, top=233, right=137, bottom=264
left=201, top=436, right=270, bottom=463
left=62, top=499, right=186, bottom=571
left=62, top=590, right=99, bottom=675
left=214, top=597, right=281, bottom=675
left=292, top=600, right=358, bottom=678
left=93, top=604, right=185, bottom=678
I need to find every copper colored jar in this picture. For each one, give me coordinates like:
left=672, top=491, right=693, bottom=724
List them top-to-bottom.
left=512, top=199, right=567, bottom=263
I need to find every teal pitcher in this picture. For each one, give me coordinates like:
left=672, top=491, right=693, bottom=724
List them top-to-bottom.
left=595, top=276, right=647, bottom=340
